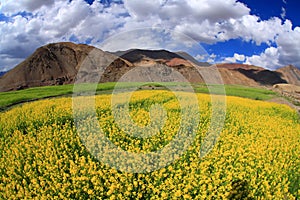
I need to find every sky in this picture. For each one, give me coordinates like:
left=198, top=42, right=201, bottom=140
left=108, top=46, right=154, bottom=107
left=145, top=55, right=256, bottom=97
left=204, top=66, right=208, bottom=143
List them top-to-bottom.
left=0, top=0, right=300, bottom=72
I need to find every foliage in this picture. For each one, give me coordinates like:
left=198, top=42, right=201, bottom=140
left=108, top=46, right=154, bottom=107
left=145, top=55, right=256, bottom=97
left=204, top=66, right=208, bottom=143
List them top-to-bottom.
left=194, top=84, right=276, bottom=100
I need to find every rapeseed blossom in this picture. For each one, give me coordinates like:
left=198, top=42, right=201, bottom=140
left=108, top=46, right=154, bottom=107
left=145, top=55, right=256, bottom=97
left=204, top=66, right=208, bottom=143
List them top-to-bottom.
left=0, top=90, right=299, bottom=199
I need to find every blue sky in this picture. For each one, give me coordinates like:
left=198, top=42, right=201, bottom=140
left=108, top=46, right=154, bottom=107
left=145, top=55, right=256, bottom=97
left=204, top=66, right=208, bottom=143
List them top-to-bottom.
left=0, top=0, right=300, bottom=71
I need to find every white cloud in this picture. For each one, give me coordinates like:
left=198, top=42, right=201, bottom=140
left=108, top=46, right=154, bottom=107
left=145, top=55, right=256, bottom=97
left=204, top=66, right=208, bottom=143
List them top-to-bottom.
left=0, top=0, right=300, bottom=71
left=0, top=0, right=56, bottom=15
left=0, top=0, right=127, bottom=70
left=43, top=0, right=90, bottom=38
left=123, top=0, right=163, bottom=20
left=158, top=0, right=250, bottom=23
left=71, top=2, right=128, bottom=43
left=226, top=15, right=287, bottom=45
left=244, top=25, right=300, bottom=69
left=276, top=27, right=300, bottom=67
left=100, top=28, right=165, bottom=51
left=100, top=28, right=205, bottom=56
left=245, top=47, right=280, bottom=70
left=194, top=53, right=216, bottom=63
left=207, top=53, right=217, bottom=63
left=224, top=53, right=245, bottom=63
left=234, top=53, right=245, bottom=61
left=195, top=54, right=206, bottom=61
left=0, top=55, right=23, bottom=72
left=224, top=57, right=236, bottom=63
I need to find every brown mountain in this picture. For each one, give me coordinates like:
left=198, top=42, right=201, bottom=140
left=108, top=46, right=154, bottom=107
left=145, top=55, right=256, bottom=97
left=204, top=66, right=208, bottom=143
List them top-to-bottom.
left=0, top=42, right=299, bottom=92
left=0, top=42, right=133, bottom=91
left=0, top=42, right=94, bottom=91
left=111, top=49, right=209, bottom=83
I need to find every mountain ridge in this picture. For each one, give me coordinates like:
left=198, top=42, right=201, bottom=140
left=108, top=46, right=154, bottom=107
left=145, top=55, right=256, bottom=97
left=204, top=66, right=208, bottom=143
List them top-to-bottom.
left=0, top=42, right=299, bottom=92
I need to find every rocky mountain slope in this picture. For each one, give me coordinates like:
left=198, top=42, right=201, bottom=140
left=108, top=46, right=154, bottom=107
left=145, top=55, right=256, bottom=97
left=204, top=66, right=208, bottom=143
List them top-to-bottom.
left=0, top=42, right=299, bottom=92
left=0, top=42, right=132, bottom=91
left=0, top=42, right=94, bottom=91
left=276, top=65, right=300, bottom=86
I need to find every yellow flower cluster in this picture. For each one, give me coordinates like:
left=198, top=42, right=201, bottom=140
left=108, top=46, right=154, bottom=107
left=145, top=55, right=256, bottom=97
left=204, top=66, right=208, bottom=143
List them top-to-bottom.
left=0, top=90, right=299, bottom=199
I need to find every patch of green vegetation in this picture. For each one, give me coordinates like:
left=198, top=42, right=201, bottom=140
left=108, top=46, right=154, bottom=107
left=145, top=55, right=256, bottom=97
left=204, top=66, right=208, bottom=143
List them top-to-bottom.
left=0, top=82, right=180, bottom=110
left=0, top=83, right=277, bottom=110
left=0, top=83, right=116, bottom=110
left=0, top=84, right=74, bottom=109
left=193, top=84, right=276, bottom=100
left=225, top=85, right=276, bottom=100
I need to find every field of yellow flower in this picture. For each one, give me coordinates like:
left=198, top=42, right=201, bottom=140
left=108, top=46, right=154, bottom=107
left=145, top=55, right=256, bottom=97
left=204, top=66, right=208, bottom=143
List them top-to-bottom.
left=0, top=90, right=299, bottom=199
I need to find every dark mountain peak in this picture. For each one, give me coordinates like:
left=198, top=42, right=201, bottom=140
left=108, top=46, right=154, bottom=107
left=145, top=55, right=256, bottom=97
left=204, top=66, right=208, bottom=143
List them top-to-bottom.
left=114, top=49, right=184, bottom=63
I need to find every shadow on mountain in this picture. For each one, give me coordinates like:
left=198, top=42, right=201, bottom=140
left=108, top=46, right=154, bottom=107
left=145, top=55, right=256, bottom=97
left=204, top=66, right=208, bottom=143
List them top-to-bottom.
left=118, top=49, right=184, bottom=63
left=235, top=68, right=288, bottom=85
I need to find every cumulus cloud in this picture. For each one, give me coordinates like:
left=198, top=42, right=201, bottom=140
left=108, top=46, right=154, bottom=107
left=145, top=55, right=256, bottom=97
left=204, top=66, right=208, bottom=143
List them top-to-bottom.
left=0, top=0, right=300, bottom=71
left=0, top=0, right=56, bottom=15
left=0, top=0, right=126, bottom=71
left=43, top=0, right=90, bottom=38
left=123, top=0, right=163, bottom=20
left=157, top=0, right=250, bottom=23
left=230, top=15, right=285, bottom=45
left=243, top=24, right=300, bottom=69
left=100, top=27, right=207, bottom=62
left=276, top=27, right=300, bottom=67
left=100, top=28, right=166, bottom=51
left=245, top=47, right=280, bottom=70
left=224, top=53, right=246, bottom=63
left=234, top=53, right=245, bottom=61
left=195, top=54, right=206, bottom=61
left=207, top=54, right=217, bottom=63
left=0, top=55, right=24, bottom=72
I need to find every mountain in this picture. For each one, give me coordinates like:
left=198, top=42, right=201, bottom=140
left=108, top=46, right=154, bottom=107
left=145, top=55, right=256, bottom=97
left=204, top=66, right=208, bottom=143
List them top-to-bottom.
left=0, top=42, right=299, bottom=92
left=0, top=42, right=132, bottom=91
left=0, top=42, right=93, bottom=91
left=111, top=49, right=206, bottom=83
left=113, top=49, right=184, bottom=63
left=113, top=49, right=210, bottom=66
left=216, top=63, right=289, bottom=87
